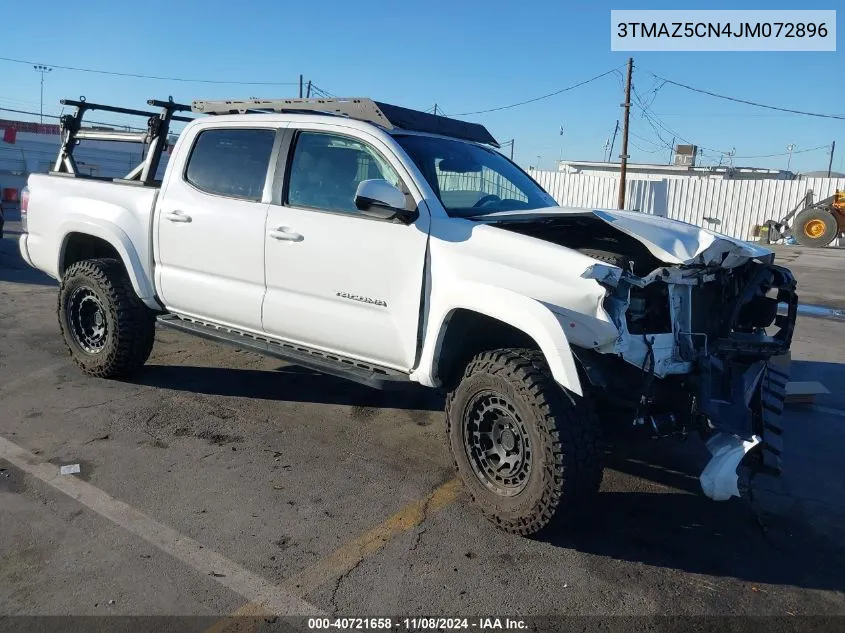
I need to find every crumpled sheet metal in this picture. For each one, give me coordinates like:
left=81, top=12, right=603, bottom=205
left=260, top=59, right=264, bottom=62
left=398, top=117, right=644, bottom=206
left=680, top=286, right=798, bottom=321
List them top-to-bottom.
left=700, top=432, right=761, bottom=501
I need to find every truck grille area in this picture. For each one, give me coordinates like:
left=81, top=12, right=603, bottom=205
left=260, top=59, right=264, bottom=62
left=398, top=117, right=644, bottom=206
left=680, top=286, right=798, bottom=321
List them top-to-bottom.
left=685, top=262, right=797, bottom=359
left=714, top=262, right=797, bottom=356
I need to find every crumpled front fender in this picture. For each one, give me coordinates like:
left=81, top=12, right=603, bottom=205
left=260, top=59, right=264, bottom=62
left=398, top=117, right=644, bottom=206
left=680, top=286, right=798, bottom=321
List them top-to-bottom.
left=412, top=281, right=584, bottom=396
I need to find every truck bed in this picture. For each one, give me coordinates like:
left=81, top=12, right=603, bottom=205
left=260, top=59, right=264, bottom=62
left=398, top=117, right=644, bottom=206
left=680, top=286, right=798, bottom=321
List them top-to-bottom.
left=21, top=173, right=159, bottom=300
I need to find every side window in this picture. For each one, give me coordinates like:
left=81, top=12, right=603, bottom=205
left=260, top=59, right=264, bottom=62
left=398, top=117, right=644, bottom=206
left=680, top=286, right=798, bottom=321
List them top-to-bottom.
left=185, top=129, right=275, bottom=201
left=287, top=131, right=402, bottom=213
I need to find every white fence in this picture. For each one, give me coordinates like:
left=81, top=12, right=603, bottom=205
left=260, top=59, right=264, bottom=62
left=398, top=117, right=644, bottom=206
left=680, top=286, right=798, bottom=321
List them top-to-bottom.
left=531, top=170, right=845, bottom=241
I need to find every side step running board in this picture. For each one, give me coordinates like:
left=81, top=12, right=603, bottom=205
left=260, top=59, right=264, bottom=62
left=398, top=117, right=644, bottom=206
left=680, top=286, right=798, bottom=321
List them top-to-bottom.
left=156, top=315, right=410, bottom=390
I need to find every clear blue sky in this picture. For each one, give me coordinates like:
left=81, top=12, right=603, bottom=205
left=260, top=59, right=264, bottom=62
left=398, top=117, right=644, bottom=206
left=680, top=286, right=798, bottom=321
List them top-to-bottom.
left=1, top=0, right=842, bottom=173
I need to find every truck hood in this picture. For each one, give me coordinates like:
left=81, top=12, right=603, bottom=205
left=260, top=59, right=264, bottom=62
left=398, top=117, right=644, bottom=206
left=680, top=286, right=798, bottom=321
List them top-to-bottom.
left=470, top=207, right=773, bottom=267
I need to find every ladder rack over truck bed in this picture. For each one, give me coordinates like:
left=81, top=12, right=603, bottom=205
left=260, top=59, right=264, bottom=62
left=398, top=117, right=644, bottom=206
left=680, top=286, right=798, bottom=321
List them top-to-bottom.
left=52, top=96, right=193, bottom=186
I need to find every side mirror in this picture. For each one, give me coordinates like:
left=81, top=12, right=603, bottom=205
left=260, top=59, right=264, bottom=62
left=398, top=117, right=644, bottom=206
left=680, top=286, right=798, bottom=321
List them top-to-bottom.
left=354, top=179, right=417, bottom=223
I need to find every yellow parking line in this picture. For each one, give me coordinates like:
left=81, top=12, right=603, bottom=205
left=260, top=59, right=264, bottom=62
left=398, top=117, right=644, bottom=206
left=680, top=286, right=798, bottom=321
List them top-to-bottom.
left=204, top=478, right=461, bottom=632
left=284, top=478, right=461, bottom=596
left=204, top=602, right=271, bottom=633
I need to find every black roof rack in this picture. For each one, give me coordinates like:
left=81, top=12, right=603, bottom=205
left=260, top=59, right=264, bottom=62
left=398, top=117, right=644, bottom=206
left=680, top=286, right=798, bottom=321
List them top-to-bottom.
left=191, top=97, right=499, bottom=147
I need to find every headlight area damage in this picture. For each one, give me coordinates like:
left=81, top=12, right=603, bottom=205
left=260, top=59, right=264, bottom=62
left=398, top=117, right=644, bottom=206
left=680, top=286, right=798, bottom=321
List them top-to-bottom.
left=490, top=208, right=798, bottom=502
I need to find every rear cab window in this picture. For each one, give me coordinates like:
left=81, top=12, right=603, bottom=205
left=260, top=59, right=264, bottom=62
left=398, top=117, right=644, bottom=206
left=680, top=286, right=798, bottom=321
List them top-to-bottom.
left=185, top=128, right=276, bottom=201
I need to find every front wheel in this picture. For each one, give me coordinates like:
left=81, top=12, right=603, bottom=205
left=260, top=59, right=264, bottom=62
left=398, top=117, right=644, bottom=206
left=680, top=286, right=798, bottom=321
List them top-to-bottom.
left=58, top=258, right=155, bottom=378
left=446, top=348, right=604, bottom=535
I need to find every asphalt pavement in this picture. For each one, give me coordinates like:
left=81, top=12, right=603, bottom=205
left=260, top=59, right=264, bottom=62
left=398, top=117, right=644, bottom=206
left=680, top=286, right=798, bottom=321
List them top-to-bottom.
left=2, top=209, right=844, bottom=629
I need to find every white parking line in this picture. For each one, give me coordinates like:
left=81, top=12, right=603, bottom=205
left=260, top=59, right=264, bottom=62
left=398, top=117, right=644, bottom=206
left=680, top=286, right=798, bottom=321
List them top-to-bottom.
left=780, top=303, right=845, bottom=322
left=0, top=435, right=325, bottom=617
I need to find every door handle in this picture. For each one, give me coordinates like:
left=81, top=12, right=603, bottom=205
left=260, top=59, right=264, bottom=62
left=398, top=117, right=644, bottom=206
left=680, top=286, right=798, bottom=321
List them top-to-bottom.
left=165, top=210, right=192, bottom=223
left=269, top=227, right=303, bottom=242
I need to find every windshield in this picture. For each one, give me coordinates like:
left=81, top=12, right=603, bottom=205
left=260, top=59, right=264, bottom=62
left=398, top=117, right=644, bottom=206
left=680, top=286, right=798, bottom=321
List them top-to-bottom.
left=394, top=135, right=557, bottom=217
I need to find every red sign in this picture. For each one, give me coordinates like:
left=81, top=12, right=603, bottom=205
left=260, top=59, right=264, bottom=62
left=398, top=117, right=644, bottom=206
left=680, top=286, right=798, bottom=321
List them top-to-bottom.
left=0, top=119, right=61, bottom=136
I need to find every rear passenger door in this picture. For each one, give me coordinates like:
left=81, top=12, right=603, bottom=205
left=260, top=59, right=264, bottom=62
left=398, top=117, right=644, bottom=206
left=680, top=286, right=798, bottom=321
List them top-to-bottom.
left=155, top=126, right=279, bottom=332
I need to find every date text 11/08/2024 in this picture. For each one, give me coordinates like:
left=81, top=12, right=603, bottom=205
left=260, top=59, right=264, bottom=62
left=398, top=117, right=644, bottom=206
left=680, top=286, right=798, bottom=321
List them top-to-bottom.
left=307, top=618, right=528, bottom=630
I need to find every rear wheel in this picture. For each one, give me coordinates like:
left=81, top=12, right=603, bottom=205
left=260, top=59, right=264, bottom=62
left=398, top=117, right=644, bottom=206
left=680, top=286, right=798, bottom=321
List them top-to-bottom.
left=794, top=208, right=838, bottom=247
left=58, top=258, right=155, bottom=378
left=446, top=348, right=603, bottom=535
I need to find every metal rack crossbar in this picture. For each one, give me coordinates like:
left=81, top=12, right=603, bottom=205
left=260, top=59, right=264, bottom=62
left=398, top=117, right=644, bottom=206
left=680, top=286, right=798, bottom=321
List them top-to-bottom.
left=53, top=96, right=193, bottom=185
left=191, top=97, right=499, bottom=147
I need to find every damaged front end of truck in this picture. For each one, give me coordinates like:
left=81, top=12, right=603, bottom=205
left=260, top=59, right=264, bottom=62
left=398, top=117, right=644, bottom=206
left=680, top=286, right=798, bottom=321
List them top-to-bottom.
left=486, top=208, right=799, bottom=501
left=592, top=252, right=796, bottom=498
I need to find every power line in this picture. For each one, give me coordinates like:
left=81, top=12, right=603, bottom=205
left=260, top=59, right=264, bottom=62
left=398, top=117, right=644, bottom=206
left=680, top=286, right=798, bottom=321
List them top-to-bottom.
left=0, top=56, right=300, bottom=86
left=455, top=67, right=622, bottom=116
left=647, top=71, right=845, bottom=120
left=309, top=84, right=335, bottom=98
left=632, top=85, right=731, bottom=156
left=632, top=86, right=833, bottom=163
left=632, top=96, right=683, bottom=150
left=0, top=106, right=164, bottom=132
left=649, top=111, right=798, bottom=119
left=629, top=130, right=665, bottom=150
left=628, top=139, right=664, bottom=155
left=732, top=144, right=830, bottom=160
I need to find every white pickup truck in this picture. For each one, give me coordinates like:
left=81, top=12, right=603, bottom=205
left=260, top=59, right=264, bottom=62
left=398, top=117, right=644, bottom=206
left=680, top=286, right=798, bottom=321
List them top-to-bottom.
left=20, top=96, right=797, bottom=535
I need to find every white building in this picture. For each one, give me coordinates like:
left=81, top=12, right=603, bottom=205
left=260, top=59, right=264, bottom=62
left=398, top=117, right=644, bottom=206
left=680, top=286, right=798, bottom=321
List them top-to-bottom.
left=555, top=159, right=795, bottom=181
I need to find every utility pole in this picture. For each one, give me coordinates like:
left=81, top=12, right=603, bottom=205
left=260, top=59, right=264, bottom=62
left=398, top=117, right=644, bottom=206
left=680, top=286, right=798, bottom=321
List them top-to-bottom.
left=617, top=57, right=633, bottom=210
left=33, top=64, right=52, bottom=125
left=299, top=74, right=303, bottom=98
left=306, top=80, right=312, bottom=98
left=433, top=104, right=438, bottom=116
left=608, top=120, right=619, bottom=163
left=558, top=124, right=564, bottom=166
left=668, top=136, right=675, bottom=165
left=500, top=139, right=515, bottom=161
left=510, top=139, right=514, bottom=161
left=828, top=141, right=836, bottom=177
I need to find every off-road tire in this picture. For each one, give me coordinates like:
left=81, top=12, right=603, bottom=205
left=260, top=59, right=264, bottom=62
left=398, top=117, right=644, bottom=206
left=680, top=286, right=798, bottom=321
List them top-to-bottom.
left=793, top=208, right=838, bottom=248
left=576, top=248, right=630, bottom=269
left=58, top=258, right=155, bottom=378
left=446, top=348, right=603, bottom=535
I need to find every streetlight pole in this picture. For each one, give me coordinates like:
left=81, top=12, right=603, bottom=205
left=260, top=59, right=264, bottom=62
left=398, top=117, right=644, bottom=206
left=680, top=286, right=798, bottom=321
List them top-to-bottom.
left=33, top=65, right=52, bottom=125
left=786, top=144, right=795, bottom=173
